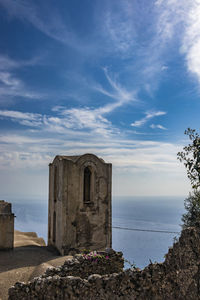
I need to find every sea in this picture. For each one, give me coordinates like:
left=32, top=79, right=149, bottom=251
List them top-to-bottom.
left=8, top=195, right=186, bottom=269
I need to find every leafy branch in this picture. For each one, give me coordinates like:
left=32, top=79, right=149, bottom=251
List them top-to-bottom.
left=177, top=128, right=200, bottom=190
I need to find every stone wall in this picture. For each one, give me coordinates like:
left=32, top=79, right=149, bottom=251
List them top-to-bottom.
left=0, top=200, right=14, bottom=250
left=0, top=200, right=12, bottom=214
left=9, top=228, right=200, bottom=299
left=42, top=249, right=124, bottom=279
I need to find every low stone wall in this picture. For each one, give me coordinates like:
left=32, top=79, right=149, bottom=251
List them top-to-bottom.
left=0, top=200, right=14, bottom=250
left=9, top=228, right=200, bottom=300
left=42, top=249, right=124, bottom=279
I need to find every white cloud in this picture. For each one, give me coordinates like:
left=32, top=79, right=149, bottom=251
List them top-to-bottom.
left=155, top=0, right=200, bottom=85
left=181, top=1, right=200, bottom=83
left=0, top=53, right=41, bottom=71
left=0, top=54, right=45, bottom=102
left=0, top=61, right=137, bottom=135
left=161, top=65, right=168, bottom=71
left=0, top=68, right=160, bottom=136
left=51, top=68, right=136, bottom=137
left=94, top=68, right=137, bottom=114
left=0, top=72, right=21, bottom=88
left=0, top=85, right=42, bottom=100
left=0, top=107, right=114, bottom=137
left=49, top=107, right=114, bottom=137
left=0, top=110, right=43, bottom=127
left=131, top=111, right=166, bottom=127
left=146, top=111, right=166, bottom=118
left=150, top=124, right=167, bottom=130
left=0, top=130, right=183, bottom=173
left=0, top=131, right=189, bottom=196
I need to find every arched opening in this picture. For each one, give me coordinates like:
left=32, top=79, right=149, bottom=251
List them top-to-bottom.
left=54, top=166, right=57, bottom=202
left=84, top=167, right=91, bottom=203
left=53, top=211, right=56, bottom=243
left=48, top=216, right=51, bottom=240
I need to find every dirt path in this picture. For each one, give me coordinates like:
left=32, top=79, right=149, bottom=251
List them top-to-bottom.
left=0, top=231, right=72, bottom=300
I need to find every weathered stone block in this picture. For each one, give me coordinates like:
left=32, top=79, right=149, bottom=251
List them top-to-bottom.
left=0, top=200, right=14, bottom=250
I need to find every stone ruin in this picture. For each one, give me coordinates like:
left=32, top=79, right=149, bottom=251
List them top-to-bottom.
left=48, top=153, right=112, bottom=255
left=0, top=200, right=14, bottom=250
left=8, top=227, right=200, bottom=299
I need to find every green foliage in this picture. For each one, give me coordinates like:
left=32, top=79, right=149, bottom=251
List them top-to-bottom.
left=177, top=128, right=200, bottom=190
left=177, top=128, right=200, bottom=229
left=181, top=190, right=200, bottom=229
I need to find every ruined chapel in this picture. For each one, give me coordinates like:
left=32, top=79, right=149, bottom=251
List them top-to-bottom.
left=48, top=153, right=112, bottom=255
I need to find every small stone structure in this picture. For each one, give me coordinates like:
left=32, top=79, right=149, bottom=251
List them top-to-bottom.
left=48, top=153, right=112, bottom=255
left=0, top=200, right=14, bottom=250
left=9, top=227, right=200, bottom=299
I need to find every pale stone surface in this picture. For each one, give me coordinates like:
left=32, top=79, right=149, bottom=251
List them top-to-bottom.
left=48, top=153, right=112, bottom=255
left=0, top=200, right=14, bottom=250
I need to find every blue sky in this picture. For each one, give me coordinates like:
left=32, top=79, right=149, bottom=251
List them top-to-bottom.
left=0, top=0, right=200, bottom=199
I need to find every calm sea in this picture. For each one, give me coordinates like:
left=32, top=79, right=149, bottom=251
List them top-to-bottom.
left=9, top=195, right=185, bottom=269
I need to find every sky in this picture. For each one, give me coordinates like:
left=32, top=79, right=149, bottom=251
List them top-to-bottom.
left=0, top=0, right=200, bottom=200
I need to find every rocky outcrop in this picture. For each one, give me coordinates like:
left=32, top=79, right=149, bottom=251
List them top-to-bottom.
left=9, top=228, right=200, bottom=300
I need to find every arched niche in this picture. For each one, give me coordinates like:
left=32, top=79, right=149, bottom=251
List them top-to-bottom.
left=83, top=167, right=91, bottom=203
left=53, top=211, right=56, bottom=243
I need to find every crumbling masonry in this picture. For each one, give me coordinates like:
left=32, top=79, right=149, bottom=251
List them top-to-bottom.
left=0, top=200, right=14, bottom=250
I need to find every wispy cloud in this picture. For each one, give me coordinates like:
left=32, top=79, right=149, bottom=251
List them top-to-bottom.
left=0, top=0, right=93, bottom=53
left=2, top=0, right=200, bottom=93
left=97, top=0, right=180, bottom=95
left=102, top=0, right=137, bottom=56
left=103, top=0, right=200, bottom=96
left=155, top=0, right=200, bottom=86
left=181, top=1, right=200, bottom=84
left=0, top=53, right=41, bottom=71
left=0, top=54, right=45, bottom=102
left=0, top=54, right=20, bottom=70
left=1, top=64, right=168, bottom=137
left=0, top=67, right=136, bottom=137
left=95, top=67, right=137, bottom=114
left=52, top=68, right=137, bottom=136
left=0, top=72, right=21, bottom=87
left=0, top=72, right=43, bottom=102
left=0, top=107, right=112, bottom=138
left=49, top=107, right=114, bottom=137
left=0, top=108, right=167, bottom=140
left=0, top=110, right=43, bottom=127
left=0, top=110, right=41, bottom=120
left=131, top=111, right=166, bottom=128
left=150, top=124, right=167, bottom=130
left=0, top=129, right=184, bottom=179
left=0, top=130, right=189, bottom=197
